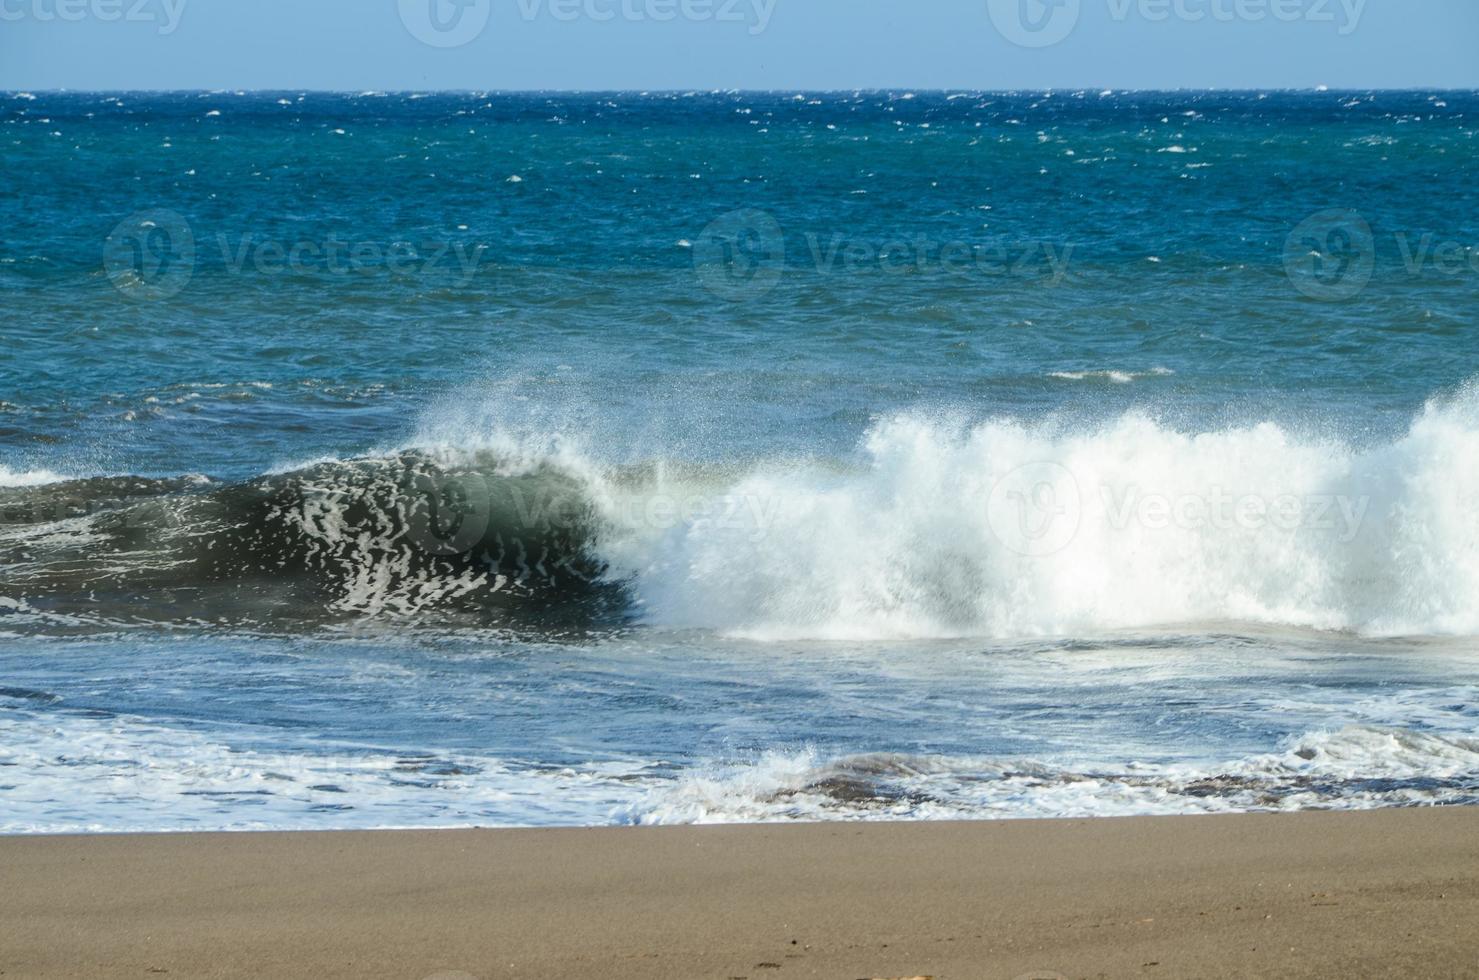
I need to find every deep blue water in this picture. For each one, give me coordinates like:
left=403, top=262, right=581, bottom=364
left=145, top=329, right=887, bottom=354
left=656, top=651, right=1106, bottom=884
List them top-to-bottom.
left=2, top=91, right=1478, bottom=831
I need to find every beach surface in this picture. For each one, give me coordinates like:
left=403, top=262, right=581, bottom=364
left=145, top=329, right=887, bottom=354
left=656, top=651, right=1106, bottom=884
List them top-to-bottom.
left=3, top=809, right=1476, bottom=979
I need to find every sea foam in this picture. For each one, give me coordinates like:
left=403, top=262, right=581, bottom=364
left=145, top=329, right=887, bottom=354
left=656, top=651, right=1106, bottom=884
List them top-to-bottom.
left=7, top=386, right=1479, bottom=640
left=597, top=386, right=1479, bottom=640
left=0, top=466, right=66, bottom=487
left=624, top=725, right=1479, bottom=825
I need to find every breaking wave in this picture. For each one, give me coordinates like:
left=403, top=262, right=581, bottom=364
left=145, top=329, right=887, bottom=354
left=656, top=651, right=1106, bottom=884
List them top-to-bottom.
left=4, top=383, right=1479, bottom=637
left=619, top=383, right=1479, bottom=639
left=0, top=452, right=617, bottom=628
left=0, top=465, right=67, bottom=488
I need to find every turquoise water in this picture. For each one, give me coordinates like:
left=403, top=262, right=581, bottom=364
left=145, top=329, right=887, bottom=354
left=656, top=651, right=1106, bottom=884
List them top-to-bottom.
left=2, top=90, right=1479, bottom=830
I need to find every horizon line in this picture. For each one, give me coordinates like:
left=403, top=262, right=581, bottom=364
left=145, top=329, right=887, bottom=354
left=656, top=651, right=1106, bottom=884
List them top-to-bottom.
left=6, top=86, right=1477, bottom=95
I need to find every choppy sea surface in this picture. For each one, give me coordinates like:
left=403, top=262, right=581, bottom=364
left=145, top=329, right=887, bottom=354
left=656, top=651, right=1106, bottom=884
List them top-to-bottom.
left=3, top=90, right=1479, bottom=832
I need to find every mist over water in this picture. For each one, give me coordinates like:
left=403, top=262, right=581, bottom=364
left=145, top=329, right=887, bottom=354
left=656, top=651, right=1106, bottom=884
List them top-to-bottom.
left=3, top=91, right=1479, bottom=831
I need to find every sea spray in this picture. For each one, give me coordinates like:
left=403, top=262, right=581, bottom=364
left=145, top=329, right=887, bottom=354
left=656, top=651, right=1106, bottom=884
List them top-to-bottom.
left=611, top=388, right=1479, bottom=640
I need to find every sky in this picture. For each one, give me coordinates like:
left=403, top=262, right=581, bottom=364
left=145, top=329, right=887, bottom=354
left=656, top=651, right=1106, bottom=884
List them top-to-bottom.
left=1, top=0, right=1476, bottom=91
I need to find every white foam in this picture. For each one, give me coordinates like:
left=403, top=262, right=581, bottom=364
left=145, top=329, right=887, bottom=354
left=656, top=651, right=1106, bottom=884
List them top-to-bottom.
left=1048, top=367, right=1174, bottom=384
left=174, top=377, right=1479, bottom=641
left=599, top=384, right=1479, bottom=641
left=0, top=466, right=66, bottom=487
left=0, top=704, right=662, bottom=834
left=625, top=725, right=1479, bottom=825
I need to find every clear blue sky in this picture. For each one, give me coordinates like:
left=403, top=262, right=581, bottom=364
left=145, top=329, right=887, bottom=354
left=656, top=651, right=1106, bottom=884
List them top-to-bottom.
left=2, top=0, right=1476, bottom=90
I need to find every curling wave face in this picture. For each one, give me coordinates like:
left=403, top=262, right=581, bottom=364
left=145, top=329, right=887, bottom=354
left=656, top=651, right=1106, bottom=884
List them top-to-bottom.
left=3, top=384, right=1479, bottom=639
left=0, top=452, right=618, bottom=629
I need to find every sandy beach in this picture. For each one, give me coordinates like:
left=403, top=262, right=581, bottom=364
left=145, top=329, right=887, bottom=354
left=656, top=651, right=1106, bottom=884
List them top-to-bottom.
left=3, top=808, right=1476, bottom=979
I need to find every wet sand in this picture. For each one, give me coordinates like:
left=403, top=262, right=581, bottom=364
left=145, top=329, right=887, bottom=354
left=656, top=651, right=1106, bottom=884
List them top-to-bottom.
left=3, top=809, right=1476, bottom=979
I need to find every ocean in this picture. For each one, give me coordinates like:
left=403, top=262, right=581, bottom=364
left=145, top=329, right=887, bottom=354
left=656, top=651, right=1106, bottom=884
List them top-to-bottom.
left=2, top=89, right=1479, bottom=832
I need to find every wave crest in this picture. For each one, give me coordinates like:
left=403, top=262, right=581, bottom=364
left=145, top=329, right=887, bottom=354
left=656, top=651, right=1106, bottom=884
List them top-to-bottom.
left=6, top=385, right=1479, bottom=638
left=620, top=389, right=1479, bottom=639
left=0, top=452, right=616, bottom=627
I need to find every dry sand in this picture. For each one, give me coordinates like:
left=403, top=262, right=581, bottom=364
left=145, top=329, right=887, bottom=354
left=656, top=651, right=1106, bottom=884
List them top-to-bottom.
left=3, top=809, right=1477, bottom=979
